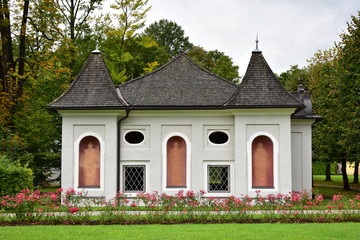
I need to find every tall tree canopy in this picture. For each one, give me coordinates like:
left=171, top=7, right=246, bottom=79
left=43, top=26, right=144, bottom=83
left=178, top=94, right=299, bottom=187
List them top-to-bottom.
left=307, top=12, right=360, bottom=190
left=143, top=19, right=193, bottom=57
left=188, top=46, right=240, bottom=83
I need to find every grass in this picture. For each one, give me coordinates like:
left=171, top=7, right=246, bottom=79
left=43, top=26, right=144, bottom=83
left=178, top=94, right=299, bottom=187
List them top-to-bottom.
left=312, top=175, right=360, bottom=199
left=313, top=175, right=358, bottom=187
left=1, top=223, right=360, bottom=240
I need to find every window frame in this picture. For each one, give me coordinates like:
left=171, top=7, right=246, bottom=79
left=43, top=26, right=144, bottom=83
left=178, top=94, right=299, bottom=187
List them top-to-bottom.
left=123, top=130, right=146, bottom=145
left=208, top=130, right=230, bottom=145
left=203, top=161, right=234, bottom=197
left=122, top=164, right=146, bottom=193
left=207, top=165, right=231, bottom=193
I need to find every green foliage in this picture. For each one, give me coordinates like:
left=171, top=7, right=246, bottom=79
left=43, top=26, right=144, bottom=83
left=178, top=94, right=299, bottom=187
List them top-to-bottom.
left=336, top=11, right=360, bottom=162
left=308, top=12, right=359, bottom=167
left=143, top=19, right=193, bottom=56
left=103, top=35, right=170, bottom=84
left=187, top=46, right=240, bottom=82
left=278, top=65, right=309, bottom=91
left=0, top=155, right=34, bottom=196
left=312, top=162, right=338, bottom=175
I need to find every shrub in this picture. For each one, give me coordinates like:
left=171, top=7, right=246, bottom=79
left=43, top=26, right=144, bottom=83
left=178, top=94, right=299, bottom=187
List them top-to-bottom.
left=0, top=155, right=34, bottom=196
left=312, top=161, right=338, bottom=175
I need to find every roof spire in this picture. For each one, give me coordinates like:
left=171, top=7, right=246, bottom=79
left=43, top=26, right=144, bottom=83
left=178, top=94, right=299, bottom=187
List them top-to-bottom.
left=253, top=33, right=261, bottom=53
left=92, top=41, right=101, bottom=54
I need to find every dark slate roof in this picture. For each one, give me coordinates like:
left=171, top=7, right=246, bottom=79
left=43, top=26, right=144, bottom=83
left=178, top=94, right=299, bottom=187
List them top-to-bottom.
left=225, top=50, right=303, bottom=108
left=47, top=51, right=128, bottom=110
left=118, top=53, right=238, bottom=109
left=290, top=85, right=324, bottom=120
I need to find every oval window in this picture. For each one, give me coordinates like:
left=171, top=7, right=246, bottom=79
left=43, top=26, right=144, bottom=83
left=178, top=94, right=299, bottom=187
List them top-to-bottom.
left=125, top=131, right=145, bottom=144
left=209, top=131, right=229, bottom=144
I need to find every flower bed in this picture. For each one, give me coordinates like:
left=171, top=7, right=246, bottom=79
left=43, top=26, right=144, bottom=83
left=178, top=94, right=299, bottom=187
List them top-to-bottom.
left=1, top=188, right=360, bottom=224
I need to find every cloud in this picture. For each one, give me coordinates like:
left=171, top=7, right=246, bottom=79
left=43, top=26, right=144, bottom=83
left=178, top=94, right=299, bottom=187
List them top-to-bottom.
left=146, top=0, right=359, bottom=75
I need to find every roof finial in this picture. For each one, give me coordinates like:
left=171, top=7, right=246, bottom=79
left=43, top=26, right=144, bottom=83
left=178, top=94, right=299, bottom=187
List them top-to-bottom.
left=253, top=33, right=261, bottom=53
left=92, top=41, right=101, bottom=54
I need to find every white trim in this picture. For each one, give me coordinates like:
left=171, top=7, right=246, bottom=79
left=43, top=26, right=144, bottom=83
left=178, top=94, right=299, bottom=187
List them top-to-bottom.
left=231, top=108, right=296, bottom=116
left=74, top=132, right=105, bottom=192
left=162, top=132, right=191, bottom=192
left=247, top=132, right=279, bottom=193
left=203, top=161, right=234, bottom=197
left=120, top=162, right=149, bottom=197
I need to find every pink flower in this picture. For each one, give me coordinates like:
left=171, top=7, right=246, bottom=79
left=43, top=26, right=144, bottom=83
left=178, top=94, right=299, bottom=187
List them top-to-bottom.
left=50, top=193, right=57, bottom=200
left=315, top=194, right=324, bottom=202
left=332, top=194, right=343, bottom=202
left=131, top=203, right=137, bottom=207
left=68, top=207, right=79, bottom=214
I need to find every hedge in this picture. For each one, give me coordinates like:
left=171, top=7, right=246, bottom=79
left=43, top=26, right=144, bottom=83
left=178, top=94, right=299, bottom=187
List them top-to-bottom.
left=0, top=155, right=34, bottom=196
left=312, top=161, right=338, bottom=175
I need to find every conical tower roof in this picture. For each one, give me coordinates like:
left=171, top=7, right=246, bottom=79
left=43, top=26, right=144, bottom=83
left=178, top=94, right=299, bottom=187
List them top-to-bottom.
left=226, top=49, right=302, bottom=108
left=47, top=51, right=128, bottom=110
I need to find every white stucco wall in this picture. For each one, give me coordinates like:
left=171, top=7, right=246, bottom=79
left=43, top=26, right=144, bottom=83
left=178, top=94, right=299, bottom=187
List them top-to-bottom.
left=59, top=108, right=312, bottom=199
left=120, top=109, right=296, bottom=198
left=232, top=109, right=295, bottom=197
left=59, top=110, right=126, bottom=199
left=120, top=110, right=235, bottom=196
left=291, top=119, right=315, bottom=193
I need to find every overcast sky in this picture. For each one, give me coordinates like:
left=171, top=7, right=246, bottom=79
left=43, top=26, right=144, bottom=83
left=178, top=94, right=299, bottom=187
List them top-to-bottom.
left=141, top=0, right=359, bottom=76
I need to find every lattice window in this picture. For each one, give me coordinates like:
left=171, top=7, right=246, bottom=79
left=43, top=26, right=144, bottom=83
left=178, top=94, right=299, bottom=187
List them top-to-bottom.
left=123, top=165, right=145, bottom=192
left=208, top=165, right=230, bottom=193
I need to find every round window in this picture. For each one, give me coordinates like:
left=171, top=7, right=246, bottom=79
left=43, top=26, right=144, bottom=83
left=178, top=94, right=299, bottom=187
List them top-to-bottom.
left=125, top=131, right=145, bottom=144
left=209, top=131, right=229, bottom=144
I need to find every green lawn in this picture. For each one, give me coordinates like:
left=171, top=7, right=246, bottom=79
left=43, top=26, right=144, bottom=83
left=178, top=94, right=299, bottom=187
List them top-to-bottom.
left=313, top=175, right=360, bottom=199
left=313, top=175, right=357, bottom=186
left=1, top=223, right=359, bottom=240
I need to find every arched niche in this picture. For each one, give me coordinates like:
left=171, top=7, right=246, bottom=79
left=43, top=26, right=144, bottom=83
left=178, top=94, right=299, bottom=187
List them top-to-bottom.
left=252, top=135, right=274, bottom=188
left=78, top=136, right=100, bottom=188
left=166, top=136, right=187, bottom=187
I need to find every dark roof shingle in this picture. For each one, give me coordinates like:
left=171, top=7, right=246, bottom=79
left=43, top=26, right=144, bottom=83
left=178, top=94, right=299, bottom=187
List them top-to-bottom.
left=47, top=51, right=128, bottom=110
left=226, top=51, right=302, bottom=108
left=118, top=53, right=238, bottom=109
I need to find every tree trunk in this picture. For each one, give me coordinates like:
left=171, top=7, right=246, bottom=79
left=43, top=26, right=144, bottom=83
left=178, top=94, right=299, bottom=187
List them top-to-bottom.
left=0, top=0, right=15, bottom=93
left=17, top=0, right=30, bottom=97
left=341, top=157, right=351, bottom=190
left=353, top=161, right=359, bottom=184
left=325, top=162, right=332, bottom=181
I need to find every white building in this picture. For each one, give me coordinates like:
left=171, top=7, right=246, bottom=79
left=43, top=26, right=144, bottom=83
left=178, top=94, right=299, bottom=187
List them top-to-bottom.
left=47, top=45, right=321, bottom=199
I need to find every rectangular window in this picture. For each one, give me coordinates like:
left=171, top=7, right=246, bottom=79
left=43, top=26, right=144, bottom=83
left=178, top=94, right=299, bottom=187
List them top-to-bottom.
left=123, top=165, right=145, bottom=192
left=208, top=165, right=230, bottom=193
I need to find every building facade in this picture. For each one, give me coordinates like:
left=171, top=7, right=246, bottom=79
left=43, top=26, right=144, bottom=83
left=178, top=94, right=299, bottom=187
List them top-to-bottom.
left=48, top=46, right=321, bottom=199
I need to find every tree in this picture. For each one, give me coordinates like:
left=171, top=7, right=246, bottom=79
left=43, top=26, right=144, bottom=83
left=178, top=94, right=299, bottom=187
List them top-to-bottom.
left=0, top=0, right=73, bottom=184
left=53, top=0, right=103, bottom=72
left=102, top=0, right=161, bottom=83
left=110, top=0, right=150, bottom=52
left=336, top=12, right=360, bottom=184
left=143, top=19, right=193, bottom=57
left=103, top=34, right=170, bottom=84
left=188, top=46, right=240, bottom=82
left=308, top=48, right=341, bottom=182
left=278, top=65, right=309, bottom=92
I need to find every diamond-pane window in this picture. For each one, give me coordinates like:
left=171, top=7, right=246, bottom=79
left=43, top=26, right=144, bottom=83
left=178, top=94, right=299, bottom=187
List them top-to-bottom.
left=123, top=165, right=145, bottom=192
left=208, top=165, right=230, bottom=193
